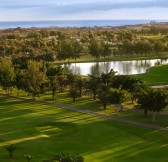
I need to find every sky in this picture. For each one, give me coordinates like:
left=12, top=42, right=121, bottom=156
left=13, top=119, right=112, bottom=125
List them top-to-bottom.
left=1, top=0, right=168, bottom=21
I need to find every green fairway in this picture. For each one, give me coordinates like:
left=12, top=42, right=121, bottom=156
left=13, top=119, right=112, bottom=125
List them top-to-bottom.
left=135, top=64, right=168, bottom=85
left=0, top=97, right=168, bottom=162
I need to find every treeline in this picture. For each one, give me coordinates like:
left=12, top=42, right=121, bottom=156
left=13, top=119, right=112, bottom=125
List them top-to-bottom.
left=0, top=26, right=168, bottom=62
left=118, top=40, right=166, bottom=56
left=0, top=58, right=167, bottom=122
left=3, top=144, right=84, bottom=162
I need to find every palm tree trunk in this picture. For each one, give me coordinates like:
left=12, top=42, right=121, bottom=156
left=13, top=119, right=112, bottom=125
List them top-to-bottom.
left=73, top=97, right=76, bottom=103
left=103, top=102, right=107, bottom=110
left=144, top=108, right=148, bottom=116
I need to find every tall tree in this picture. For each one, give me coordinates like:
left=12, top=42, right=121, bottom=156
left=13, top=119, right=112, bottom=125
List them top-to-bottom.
left=88, top=37, right=102, bottom=59
left=57, top=39, right=71, bottom=61
left=70, top=39, right=82, bottom=62
left=154, top=41, right=164, bottom=55
left=101, top=42, right=111, bottom=59
left=0, top=58, right=15, bottom=95
left=23, top=60, right=48, bottom=100
left=46, top=65, right=64, bottom=77
left=101, top=69, right=116, bottom=85
left=66, top=73, right=78, bottom=90
left=57, top=75, right=66, bottom=93
left=87, top=75, right=101, bottom=100
left=49, top=76, right=58, bottom=100
left=75, top=77, right=86, bottom=97
left=98, top=84, right=110, bottom=110
left=69, top=88, right=80, bottom=103
left=108, top=88, right=128, bottom=112
left=137, top=88, right=168, bottom=121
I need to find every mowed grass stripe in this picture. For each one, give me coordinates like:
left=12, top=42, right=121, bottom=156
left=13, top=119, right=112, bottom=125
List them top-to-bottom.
left=0, top=96, right=168, bottom=162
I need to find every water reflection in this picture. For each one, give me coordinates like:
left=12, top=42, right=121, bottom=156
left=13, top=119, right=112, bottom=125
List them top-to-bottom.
left=62, top=59, right=168, bottom=76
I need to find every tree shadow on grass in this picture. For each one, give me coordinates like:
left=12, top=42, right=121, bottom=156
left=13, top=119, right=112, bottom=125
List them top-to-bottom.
left=1, top=97, right=168, bottom=162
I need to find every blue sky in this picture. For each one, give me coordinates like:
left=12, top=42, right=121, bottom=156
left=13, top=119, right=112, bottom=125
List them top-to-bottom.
left=1, top=0, right=168, bottom=21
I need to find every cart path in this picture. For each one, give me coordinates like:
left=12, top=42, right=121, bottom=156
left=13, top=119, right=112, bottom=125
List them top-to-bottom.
left=151, top=85, right=168, bottom=89
left=1, top=94, right=168, bottom=132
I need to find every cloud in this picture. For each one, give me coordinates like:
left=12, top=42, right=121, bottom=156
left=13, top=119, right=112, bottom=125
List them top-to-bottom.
left=0, top=0, right=168, bottom=21
left=1, top=0, right=168, bottom=10
left=29, top=0, right=168, bottom=16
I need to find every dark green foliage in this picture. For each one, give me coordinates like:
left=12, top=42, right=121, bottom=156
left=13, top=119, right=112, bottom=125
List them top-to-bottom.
left=88, top=37, right=102, bottom=59
left=57, top=39, right=71, bottom=61
left=70, top=39, right=82, bottom=62
left=154, top=41, right=164, bottom=54
left=101, top=42, right=112, bottom=59
left=36, top=53, right=56, bottom=62
left=12, top=57, right=29, bottom=69
left=0, top=58, right=15, bottom=95
left=23, top=60, right=48, bottom=99
left=46, top=65, right=64, bottom=77
left=15, top=69, right=28, bottom=92
left=101, top=69, right=116, bottom=85
left=66, top=73, right=78, bottom=89
left=87, top=75, right=101, bottom=100
left=111, top=75, right=142, bottom=92
left=49, top=77, right=59, bottom=100
left=75, top=77, right=86, bottom=97
left=131, top=82, right=149, bottom=103
left=98, top=84, right=110, bottom=110
left=69, top=88, right=80, bottom=103
left=108, top=88, right=128, bottom=105
left=108, top=88, right=128, bottom=111
left=137, top=88, right=168, bottom=121
left=5, top=144, right=17, bottom=158
left=53, top=153, right=84, bottom=162
left=24, top=154, right=33, bottom=162
left=41, top=157, right=51, bottom=162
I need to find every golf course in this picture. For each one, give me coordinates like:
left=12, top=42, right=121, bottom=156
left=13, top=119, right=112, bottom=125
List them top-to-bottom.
left=0, top=96, right=168, bottom=162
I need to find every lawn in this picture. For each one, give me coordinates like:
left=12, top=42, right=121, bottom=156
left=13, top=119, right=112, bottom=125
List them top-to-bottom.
left=144, top=35, right=166, bottom=40
left=54, top=53, right=168, bottom=64
left=135, top=64, right=168, bottom=85
left=0, top=96, right=168, bottom=162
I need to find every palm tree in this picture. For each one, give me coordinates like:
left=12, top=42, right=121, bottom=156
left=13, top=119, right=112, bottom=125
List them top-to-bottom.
left=101, top=69, right=116, bottom=85
left=66, top=73, right=77, bottom=90
left=57, top=75, right=66, bottom=92
left=87, top=75, right=101, bottom=100
left=49, top=76, right=58, bottom=100
left=75, top=77, right=86, bottom=97
left=98, top=84, right=110, bottom=110
left=69, top=88, right=80, bottom=103
left=108, top=88, right=128, bottom=112
left=5, top=144, right=17, bottom=158
left=53, top=153, right=84, bottom=162
left=24, top=154, right=33, bottom=162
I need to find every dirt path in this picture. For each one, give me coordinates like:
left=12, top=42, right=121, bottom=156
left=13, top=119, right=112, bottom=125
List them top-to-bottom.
left=1, top=94, right=168, bottom=132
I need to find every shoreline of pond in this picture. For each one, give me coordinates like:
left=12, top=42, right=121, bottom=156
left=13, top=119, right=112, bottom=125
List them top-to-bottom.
left=54, top=54, right=168, bottom=65
left=61, top=58, right=168, bottom=76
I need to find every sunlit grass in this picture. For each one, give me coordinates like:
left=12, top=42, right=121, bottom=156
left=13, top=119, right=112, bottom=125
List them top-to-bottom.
left=144, top=35, right=166, bottom=40
left=53, top=53, right=168, bottom=64
left=136, top=64, right=168, bottom=85
left=1, top=87, right=168, bottom=127
left=0, top=96, right=168, bottom=162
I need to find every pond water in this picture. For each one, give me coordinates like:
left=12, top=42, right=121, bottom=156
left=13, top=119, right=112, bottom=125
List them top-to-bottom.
left=63, top=59, right=168, bottom=76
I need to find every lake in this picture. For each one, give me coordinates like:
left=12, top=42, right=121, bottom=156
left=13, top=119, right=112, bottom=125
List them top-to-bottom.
left=63, top=59, right=168, bottom=76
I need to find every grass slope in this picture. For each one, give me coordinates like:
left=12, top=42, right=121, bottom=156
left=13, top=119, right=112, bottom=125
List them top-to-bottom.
left=135, top=64, right=168, bottom=85
left=0, top=97, right=168, bottom=162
